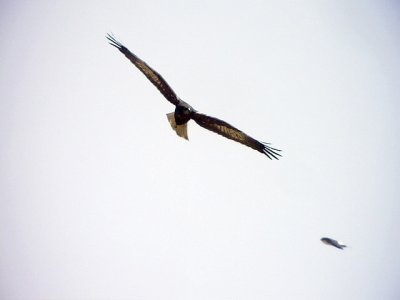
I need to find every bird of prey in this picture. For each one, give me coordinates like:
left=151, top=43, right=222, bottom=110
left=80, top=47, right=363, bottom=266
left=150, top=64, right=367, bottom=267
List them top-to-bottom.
left=106, top=34, right=281, bottom=159
left=321, top=237, right=347, bottom=250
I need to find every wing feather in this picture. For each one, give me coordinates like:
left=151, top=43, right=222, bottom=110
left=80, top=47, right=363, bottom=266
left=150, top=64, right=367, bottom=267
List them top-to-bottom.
left=106, top=34, right=179, bottom=106
left=191, top=112, right=281, bottom=159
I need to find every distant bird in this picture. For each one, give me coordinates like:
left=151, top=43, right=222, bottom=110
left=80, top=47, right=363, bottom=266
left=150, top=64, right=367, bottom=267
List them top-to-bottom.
left=106, top=34, right=281, bottom=159
left=321, top=237, right=347, bottom=250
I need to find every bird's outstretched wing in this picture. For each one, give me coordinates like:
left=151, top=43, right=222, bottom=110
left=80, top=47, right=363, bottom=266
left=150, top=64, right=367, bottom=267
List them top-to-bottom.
left=106, top=34, right=180, bottom=106
left=191, top=112, right=281, bottom=159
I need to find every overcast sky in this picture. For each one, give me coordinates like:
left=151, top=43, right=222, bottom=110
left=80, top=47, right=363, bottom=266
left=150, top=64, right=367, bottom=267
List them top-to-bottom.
left=1, top=1, right=400, bottom=299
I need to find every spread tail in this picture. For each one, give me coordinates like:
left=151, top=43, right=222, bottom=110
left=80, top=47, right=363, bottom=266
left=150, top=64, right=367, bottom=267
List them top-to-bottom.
left=166, top=112, right=188, bottom=140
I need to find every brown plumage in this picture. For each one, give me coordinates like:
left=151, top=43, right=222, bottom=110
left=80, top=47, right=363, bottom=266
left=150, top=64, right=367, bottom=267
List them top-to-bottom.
left=106, top=34, right=281, bottom=159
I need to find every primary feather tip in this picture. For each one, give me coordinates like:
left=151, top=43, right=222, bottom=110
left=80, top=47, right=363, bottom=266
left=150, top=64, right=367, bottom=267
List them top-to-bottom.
left=106, top=33, right=123, bottom=50
left=262, top=143, right=281, bottom=160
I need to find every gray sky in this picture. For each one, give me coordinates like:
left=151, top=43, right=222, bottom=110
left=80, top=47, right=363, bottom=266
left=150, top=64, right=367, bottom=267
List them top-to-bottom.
left=1, top=0, right=400, bottom=299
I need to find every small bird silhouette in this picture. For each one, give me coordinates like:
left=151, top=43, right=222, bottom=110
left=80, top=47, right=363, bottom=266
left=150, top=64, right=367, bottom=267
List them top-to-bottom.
left=321, top=237, right=347, bottom=250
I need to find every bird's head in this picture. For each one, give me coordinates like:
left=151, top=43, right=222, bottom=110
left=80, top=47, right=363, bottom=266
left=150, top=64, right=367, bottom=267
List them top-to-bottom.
left=174, top=104, right=193, bottom=125
left=175, top=105, right=191, bottom=115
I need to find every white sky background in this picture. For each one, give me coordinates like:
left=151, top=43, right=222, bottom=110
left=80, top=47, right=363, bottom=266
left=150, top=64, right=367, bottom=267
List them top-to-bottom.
left=1, top=0, right=400, bottom=299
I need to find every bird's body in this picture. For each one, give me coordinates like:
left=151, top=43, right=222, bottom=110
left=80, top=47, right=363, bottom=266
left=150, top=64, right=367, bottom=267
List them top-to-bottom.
left=106, top=34, right=281, bottom=159
left=166, top=103, right=194, bottom=140
left=321, top=237, right=347, bottom=250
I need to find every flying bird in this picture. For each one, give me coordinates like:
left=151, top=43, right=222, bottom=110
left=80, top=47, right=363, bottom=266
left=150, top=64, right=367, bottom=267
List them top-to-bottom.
left=106, top=34, right=281, bottom=159
left=321, top=237, right=347, bottom=250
